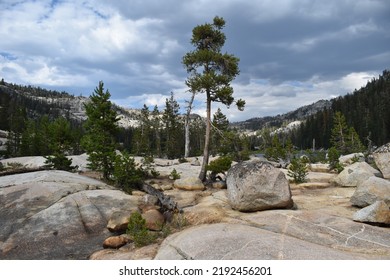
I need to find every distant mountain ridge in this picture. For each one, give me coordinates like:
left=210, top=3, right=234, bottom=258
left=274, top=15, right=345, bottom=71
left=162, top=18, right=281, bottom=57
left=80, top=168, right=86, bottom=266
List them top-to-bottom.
left=1, top=69, right=389, bottom=151
left=232, top=69, right=390, bottom=149
left=0, top=80, right=333, bottom=132
left=0, top=81, right=139, bottom=129
left=231, top=99, right=332, bottom=131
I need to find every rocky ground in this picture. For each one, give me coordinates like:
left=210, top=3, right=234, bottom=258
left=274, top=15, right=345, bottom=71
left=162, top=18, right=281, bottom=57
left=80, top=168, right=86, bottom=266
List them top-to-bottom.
left=0, top=152, right=389, bottom=260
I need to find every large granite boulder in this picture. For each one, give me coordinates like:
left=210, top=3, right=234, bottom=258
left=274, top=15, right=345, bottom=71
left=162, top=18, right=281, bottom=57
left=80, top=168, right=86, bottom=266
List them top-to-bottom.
left=373, top=143, right=390, bottom=179
left=339, top=153, right=365, bottom=166
left=226, top=161, right=293, bottom=212
left=333, top=162, right=382, bottom=187
left=0, top=170, right=139, bottom=259
left=350, top=176, right=390, bottom=207
left=173, top=177, right=205, bottom=191
left=353, top=201, right=390, bottom=225
left=142, top=209, right=165, bottom=231
left=107, top=211, right=132, bottom=233
left=103, top=235, right=128, bottom=249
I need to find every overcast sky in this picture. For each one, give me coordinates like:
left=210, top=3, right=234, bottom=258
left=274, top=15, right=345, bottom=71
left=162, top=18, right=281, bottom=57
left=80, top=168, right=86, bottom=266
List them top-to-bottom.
left=0, top=0, right=389, bottom=122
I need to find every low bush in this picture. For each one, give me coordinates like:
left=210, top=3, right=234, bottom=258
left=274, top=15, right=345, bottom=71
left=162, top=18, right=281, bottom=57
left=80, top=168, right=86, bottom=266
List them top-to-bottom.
left=328, top=147, right=344, bottom=173
left=44, top=152, right=77, bottom=171
left=114, top=153, right=145, bottom=194
left=141, top=155, right=160, bottom=178
left=206, top=156, right=232, bottom=181
left=287, top=157, right=308, bottom=183
left=169, top=168, right=181, bottom=180
left=127, top=211, right=156, bottom=247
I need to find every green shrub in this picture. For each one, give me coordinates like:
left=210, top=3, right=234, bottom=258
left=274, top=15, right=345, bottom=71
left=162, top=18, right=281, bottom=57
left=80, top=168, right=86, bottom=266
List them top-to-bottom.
left=328, top=147, right=344, bottom=173
left=304, top=149, right=327, bottom=163
left=44, top=152, right=77, bottom=171
left=114, top=153, right=145, bottom=193
left=351, top=154, right=361, bottom=164
left=141, top=155, right=160, bottom=178
left=206, top=156, right=232, bottom=181
left=287, top=157, right=308, bottom=183
left=169, top=168, right=181, bottom=180
left=127, top=211, right=156, bottom=247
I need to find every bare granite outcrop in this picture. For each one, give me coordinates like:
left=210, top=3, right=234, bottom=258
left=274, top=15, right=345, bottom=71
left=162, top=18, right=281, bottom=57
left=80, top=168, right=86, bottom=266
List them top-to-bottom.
left=1, top=154, right=389, bottom=260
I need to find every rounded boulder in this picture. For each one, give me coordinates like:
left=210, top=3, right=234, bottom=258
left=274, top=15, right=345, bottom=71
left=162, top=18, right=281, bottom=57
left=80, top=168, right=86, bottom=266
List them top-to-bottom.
left=226, top=161, right=293, bottom=212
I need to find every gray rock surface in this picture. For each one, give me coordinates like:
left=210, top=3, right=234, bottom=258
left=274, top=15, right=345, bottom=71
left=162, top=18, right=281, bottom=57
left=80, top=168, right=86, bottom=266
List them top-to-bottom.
left=373, top=143, right=390, bottom=179
left=339, top=153, right=365, bottom=165
left=0, top=154, right=90, bottom=172
left=2, top=157, right=390, bottom=260
left=226, top=161, right=293, bottom=211
left=333, top=162, right=382, bottom=187
left=308, top=163, right=331, bottom=173
left=0, top=170, right=139, bottom=259
left=350, top=176, right=390, bottom=207
left=173, top=177, right=205, bottom=191
left=353, top=201, right=390, bottom=225
left=107, top=211, right=132, bottom=233
left=155, top=220, right=388, bottom=260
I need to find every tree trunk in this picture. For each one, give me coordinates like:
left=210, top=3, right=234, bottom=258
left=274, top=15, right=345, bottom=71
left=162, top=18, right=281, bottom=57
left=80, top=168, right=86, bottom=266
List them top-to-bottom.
left=184, top=92, right=196, bottom=158
left=199, top=94, right=211, bottom=181
left=184, top=118, right=190, bottom=158
left=141, top=183, right=179, bottom=212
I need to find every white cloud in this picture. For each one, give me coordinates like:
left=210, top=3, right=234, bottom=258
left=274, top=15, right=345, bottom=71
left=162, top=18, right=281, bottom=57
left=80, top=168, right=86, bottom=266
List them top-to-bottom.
left=0, top=0, right=388, bottom=123
left=218, top=71, right=379, bottom=122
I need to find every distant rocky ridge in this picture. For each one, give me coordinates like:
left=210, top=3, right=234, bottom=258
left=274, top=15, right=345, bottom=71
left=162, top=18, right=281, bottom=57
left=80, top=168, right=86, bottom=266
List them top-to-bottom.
left=1, top=81, right=332, bottom=133
left=0, top=82, right=139, bottom=128
left=231, top=99, right=331, bottom=131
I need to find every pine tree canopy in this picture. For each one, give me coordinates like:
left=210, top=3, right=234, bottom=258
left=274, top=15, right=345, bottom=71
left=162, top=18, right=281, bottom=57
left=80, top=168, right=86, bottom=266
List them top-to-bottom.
left=82, top=81, right=119, bottom=180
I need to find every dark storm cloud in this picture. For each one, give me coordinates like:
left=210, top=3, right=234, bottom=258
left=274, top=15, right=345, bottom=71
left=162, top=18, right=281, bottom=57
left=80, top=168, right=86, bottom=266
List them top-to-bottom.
left=0, top=0, right=389, bottom=121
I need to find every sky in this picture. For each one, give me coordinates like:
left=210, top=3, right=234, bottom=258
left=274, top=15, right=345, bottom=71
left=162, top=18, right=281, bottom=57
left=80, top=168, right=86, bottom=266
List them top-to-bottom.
left=0, top=0, right=389, bottom=122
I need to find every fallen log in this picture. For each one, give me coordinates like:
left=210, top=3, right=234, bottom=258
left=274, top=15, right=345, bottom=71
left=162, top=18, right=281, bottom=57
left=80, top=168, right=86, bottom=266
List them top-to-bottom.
left=0, top=167, right=45, bottom=177
left=141, top=183, right=179, bottom=213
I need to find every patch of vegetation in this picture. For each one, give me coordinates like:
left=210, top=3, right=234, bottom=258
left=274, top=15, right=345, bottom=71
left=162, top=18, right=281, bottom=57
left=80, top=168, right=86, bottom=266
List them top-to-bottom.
left=264, top=135, right=287, bottom=162
left=328, top=147, right=344, bottom=173
left=304, top=149, right=327, bottom=163
left=44, top=153, right=77, bottom=172
left=113, top=153, right=145, bottom=194
left=351, top=154, right=361, bottom=164
left=141, top=155, right=160, bottom=178
left=206, top=156, right=232, bottom=181
left=287, top=157, right=308, bottom=184
left=4, top=162, right=24, bottom=170
left=169, top=168, right=181, bottom=180
left=126, top=211, right=157, bottom=247
left=157, top=211, right=189, bottom=239
left=170, top=212, right=188, bottom=231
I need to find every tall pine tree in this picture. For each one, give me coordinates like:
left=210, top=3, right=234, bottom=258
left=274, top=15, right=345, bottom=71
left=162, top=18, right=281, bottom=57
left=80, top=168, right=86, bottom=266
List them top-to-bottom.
left=182, top=16, right=244, bottom=181
left=82, top=81, right=119, bottom=180
left=162, top=93, right=182, bottom=159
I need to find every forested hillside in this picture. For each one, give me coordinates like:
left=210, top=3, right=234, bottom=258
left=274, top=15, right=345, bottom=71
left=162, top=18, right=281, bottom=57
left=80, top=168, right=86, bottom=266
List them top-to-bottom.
left=1, top=69, right=389, bottom=160
left=291, top=70, right=390, bottom=150
left=0, top=80, right=246, bottom=160
left=0, top=80, right=82, bottom=130
left=232, top=99, right=332, bottom=131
